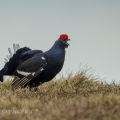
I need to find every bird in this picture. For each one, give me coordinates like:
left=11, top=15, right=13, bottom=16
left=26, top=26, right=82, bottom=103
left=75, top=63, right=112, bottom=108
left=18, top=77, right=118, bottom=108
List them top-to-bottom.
left=0, top=34, right=70, bottom=90
left=0, top=44, right=43, bottom=82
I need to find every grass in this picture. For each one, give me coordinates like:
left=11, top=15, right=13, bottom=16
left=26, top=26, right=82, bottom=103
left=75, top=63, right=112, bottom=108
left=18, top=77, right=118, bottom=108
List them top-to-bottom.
left=0, top=68, right=120, bottom=120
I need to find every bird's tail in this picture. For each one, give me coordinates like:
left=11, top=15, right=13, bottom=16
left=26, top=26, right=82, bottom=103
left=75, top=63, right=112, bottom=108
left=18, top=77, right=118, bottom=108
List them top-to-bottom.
left=0, top=44, right=31, bottom=82
left=4, top=44, right=20, bottom=63
left=0, top=68, right=4, bottom=82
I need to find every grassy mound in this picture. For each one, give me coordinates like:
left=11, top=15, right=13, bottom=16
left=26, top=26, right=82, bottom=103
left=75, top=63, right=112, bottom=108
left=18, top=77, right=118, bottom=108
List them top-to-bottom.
left=0, top=68, right=120, bottom=120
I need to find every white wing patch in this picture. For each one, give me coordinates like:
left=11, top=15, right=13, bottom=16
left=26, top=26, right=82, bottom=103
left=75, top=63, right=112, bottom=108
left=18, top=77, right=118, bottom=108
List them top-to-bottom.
left=41, top=57, right=45, bottom=60
left=17, top=68, right=44, bottom=76
left=41, top=68, right=44, bottom=71
left=17, top=70, right=35, bottom=76
left=32, top=72, right=35, bottom=76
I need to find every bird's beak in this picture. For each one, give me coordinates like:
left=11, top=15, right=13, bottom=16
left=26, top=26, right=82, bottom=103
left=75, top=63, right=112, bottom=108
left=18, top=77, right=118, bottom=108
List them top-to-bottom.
left=66, top=38, right=70, bottom=46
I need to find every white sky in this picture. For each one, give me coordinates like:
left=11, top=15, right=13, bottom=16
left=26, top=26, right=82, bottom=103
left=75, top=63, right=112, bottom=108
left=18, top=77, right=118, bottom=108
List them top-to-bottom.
left=0, top=0, right=120, bottom=83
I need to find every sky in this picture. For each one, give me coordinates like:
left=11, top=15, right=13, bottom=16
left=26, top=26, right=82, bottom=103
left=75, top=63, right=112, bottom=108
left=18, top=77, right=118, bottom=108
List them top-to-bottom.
left=0, top=0, right=120, bottom=83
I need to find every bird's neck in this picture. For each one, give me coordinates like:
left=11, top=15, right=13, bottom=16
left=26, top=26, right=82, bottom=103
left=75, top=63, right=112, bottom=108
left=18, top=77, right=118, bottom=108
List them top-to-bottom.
left=44, top=41, right=66, bottom=76
left=44, top=42, right=65, bottom=60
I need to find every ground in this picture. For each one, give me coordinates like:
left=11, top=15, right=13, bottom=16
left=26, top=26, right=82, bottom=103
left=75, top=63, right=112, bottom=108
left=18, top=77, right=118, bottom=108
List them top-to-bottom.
left=0, top=68, right=120, bottom=120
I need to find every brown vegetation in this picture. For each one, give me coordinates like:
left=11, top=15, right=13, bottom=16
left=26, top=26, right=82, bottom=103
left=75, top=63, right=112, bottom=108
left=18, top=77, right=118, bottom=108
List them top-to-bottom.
left=0, top=68, right=120, bottom=120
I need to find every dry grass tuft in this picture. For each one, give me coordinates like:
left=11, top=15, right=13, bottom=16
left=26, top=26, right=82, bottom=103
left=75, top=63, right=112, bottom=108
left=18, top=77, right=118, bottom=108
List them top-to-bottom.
left=0, top=68, right=120, bottom=120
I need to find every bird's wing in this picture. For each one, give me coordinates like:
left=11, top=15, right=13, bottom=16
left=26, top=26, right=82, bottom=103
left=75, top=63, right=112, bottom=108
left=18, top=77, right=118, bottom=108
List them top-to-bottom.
left=20, top=50, right=43, bottom=60
left=11, top=53, right=47, bottom=90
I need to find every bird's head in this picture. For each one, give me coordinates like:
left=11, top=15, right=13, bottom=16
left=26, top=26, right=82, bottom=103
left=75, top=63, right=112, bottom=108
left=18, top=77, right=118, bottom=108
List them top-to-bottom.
left=58, top=34, right=70, bottom=48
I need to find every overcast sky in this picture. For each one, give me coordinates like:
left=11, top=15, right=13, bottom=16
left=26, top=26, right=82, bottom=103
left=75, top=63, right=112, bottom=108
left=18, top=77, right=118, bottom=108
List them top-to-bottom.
left=0, top=0, right=120, bottom=83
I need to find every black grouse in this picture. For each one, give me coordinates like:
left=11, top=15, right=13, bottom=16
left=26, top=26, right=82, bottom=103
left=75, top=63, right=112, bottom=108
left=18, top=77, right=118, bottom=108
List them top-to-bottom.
left=0, top=34, right=70, bottom=90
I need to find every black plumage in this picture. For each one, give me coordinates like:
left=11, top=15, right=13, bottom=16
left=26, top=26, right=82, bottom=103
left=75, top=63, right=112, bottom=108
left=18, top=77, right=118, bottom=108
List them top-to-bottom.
left=0, top=34, right=70, bottom=90
left=0, top=45, right=42, bottom=82
left=12, top=53, right=47, bottom=89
